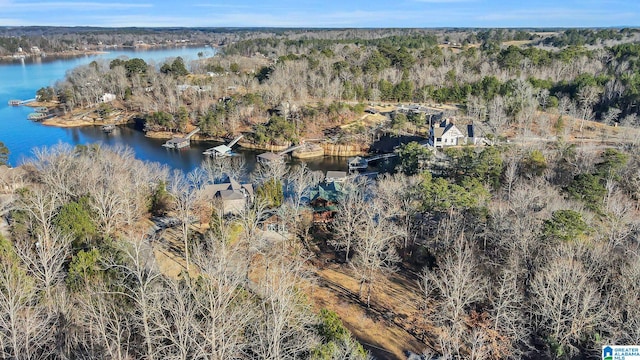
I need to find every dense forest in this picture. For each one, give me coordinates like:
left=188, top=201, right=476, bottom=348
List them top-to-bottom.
left=34, top=27, right=640, bottom=147
left=2, top=28, right=640, bottom=360
left=2, top=125, right=640, bottom=359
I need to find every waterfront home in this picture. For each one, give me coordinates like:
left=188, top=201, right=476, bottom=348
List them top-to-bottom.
left=429, top=118, right=477, bottom=147
left=202, top=178, right=254, bottom=215
left=309, top=181, right=345, bottom=223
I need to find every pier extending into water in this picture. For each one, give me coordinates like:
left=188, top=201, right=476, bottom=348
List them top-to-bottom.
left=8, top=98, right=36, bottom=106
left=256, top=143, right=313, bottom=164
left=347, top=153, right=397, bottom=172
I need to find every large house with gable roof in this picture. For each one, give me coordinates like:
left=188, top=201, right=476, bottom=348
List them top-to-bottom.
left=429, top=118, right=477, bottom=147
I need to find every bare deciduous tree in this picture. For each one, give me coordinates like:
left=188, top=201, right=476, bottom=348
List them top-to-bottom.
left=168, top=169, right=201, bottom=271
left=331, top=178, right=368, bottom=262
left=15, top=230, right=71, bottom=304
left=420, top=235, right=488, bottom=357
left=191, top=238, right=254, bottom=359
left=530, top=244, right=607, bottom=357
left=0, top=254, right=54, bottom=359
left=249, top=256, right=319, bottom=360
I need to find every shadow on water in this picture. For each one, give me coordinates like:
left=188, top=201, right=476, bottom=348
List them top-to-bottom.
left=370, top=133, right=427, bottom=153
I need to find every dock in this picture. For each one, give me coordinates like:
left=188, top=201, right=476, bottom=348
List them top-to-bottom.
left=8, top=98, right=35, bottom=106
left=27, top=112, right=53, bottom=121
left=102, top=124, right=116, bottom=133
left=162, top=127, right=200, bottom=149
left=203, top=134, right=244, bottom=157
left=256, top=143, right=308, bottom=164
left=347, top=153, right=397, bottom=172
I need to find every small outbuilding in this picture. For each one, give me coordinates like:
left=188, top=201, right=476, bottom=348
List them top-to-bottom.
left=325, top=171, right=348, bottom=183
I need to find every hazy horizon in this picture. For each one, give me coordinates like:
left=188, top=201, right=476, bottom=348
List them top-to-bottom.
left=0, top=0, right=637, bottom=28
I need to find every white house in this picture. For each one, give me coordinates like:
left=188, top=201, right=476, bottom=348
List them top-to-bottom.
left=101, top=93, right=116, bottom=103
left=429, top=119, right=477, bottom=147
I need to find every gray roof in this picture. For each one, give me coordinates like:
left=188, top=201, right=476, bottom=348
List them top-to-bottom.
left=167, top=137, right=187, bottom=144
left=212, top=144, right=232, bottom=154
left=257, top=152, right=283, bottom=161
left=326, top=171, right=347, bottom=180
left=229, top=178, right=242, bottom=191
left=202, top=179, right=253, bottom=199
left=219, top=190, right=245, bottom=200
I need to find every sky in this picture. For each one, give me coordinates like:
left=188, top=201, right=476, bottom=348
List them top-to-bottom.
left=0, top=0, right=637, bottom=28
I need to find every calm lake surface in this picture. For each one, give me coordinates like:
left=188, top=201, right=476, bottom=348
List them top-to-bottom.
left=0, top=46, right=370, bottom=173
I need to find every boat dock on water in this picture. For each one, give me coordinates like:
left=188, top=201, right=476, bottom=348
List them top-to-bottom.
left=8, top=98, right=36, bottom=106
left=27, top=112, right=53, bottom=121
left=102, top=124, right=116, bottom=133
left=162, top=127, right=200, bottom=149
left=203, top=134, right=244, bottom=157
left=256, top=143, right=306, bottom=164
left=347, top=153, right=397, bottom=173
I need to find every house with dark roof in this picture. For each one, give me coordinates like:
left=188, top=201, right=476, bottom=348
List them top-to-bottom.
left=201, top=178, right=254, bottom=215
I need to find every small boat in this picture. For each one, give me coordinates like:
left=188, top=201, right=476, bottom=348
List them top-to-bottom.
left=102, top=124, right=115, bottom=133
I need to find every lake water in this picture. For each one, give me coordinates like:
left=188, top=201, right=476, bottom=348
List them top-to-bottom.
left=0, top=46, right=375, bottom=174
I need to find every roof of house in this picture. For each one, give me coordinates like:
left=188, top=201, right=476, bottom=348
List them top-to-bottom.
left=434, top=122, right=464, bottom=139
left=433, top=127, right=446, bottom=138
left=326, top=170, right=347, bottom=181
left=202, top=179, right=253, bottom=199
left=310, top=182, right=344, bottom=205
left=219, top=190, right=245, bottom=200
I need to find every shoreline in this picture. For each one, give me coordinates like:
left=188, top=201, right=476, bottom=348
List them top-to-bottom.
left=0, top=43, right=211, bottom=64
left=0, top=50, right=107, bottom=63
left=39, top=112, right=372, bottom=157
